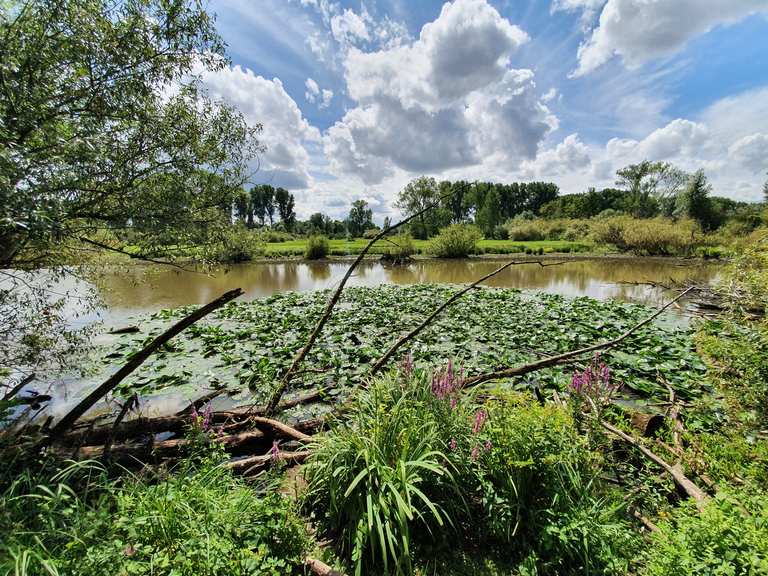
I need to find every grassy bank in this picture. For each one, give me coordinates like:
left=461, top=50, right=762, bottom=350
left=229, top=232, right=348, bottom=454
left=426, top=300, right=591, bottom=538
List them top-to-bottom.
left=263, top=237, right=592, bottom=257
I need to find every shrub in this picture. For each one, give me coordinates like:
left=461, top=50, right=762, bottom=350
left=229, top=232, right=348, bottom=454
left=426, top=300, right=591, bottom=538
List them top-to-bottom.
left=591, top=216, right=702, bottom=256
left=428, top=224, right=481, bottom=258
left=492, top=225, right=509, bottom=240
left=362, top=227, right=381, bottom=239
left=260, top=229, right=294, bottom=243
left=304, top=235, right=330, bottom=260
left=304, top=367, right=469, bottom=576
left=643, top=490, right=768, bottom=576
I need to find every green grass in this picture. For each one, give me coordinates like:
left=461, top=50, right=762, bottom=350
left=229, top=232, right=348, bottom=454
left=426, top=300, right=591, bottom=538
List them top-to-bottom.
left=262, top=238, right=592, bottom=257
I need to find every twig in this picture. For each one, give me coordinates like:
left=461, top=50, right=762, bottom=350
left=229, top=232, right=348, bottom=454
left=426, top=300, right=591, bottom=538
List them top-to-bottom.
left=78, top=236, right=203, bottom=273
left=368, top=260, right=563, bottom=375
left=461, top=287, right=694, bottom=389
left=48, top=288, right=243, bottom=437
left=224, top=449, right=311, bottom=474
left=305, top=557, right=346, bottom=576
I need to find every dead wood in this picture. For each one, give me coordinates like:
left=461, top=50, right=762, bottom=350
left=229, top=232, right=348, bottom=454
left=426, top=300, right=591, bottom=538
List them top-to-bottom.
left=263, top=193, right=457, bottom=416
left=368, top=259, right=564, bottom=376
left=461, top=287, right=694, bottom=389
left=48, top=288, right=244, bottom=437
left=175, top=389, right=227, bottom=416
left=103, top=394, right=138, bottom=459
left=249, top=416, right=313, bottom=442
left=600, top=420, right=709, bottom=511
left=224, top=449, right=311, bottom=474
left=305, top=557, right=346, bottom=576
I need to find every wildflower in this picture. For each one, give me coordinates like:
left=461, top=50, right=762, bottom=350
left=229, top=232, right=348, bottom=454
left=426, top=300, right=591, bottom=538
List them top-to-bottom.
left=450, top=397, right=457, bottom=409
left=201, top=403, right=213, bottom=431
left=472, top=409, right=487, bottom=434
left=449, top=438, right=457, bottom=451
left=270, top=440, right=281, bottom=462
left=484, top=440, right=492, bottom=452
left=470, top=445, right=480, bottom=461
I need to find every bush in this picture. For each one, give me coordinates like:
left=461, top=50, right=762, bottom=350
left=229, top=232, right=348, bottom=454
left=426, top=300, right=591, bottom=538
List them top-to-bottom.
left=591, top=216, right=702, bottom=256
left=428, top=224, right=481, bottom=258
left=492, top=225, right=509, bottom=240
left=362, top=227, right=381, bottom=239
left=260, top=229, right=294, bottom=243
left=304, top=235, right=330, bottom=260
left=643, top=490, right=768, bottom=576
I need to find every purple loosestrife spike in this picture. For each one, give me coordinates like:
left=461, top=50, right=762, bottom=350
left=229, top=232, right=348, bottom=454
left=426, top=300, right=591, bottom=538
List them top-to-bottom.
left=450, top=397, right=457, bottom=409
left=202, top=403, right=212, bottom=431
left=472, top=410, right=487, bottom=434
left=449, top=438, right=457, bottom=451
left=270, top=440, right=280, bottom=462
left=484, top=440, right=492, bottom=452
left=470, top=445, right=480, bottom=462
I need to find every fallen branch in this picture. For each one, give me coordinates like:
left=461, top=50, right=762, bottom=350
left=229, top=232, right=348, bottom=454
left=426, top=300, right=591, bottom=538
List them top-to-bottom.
left=263, top=193, right=457, bottom=415
left=78, top=236, right=200, bottom=273
left=368, top=260, right=563, bottom=375
left=461, top=287, right=694, bottom=389
left=48, top=288, right=244, bottom=437
left=249, top=416, right=313, bottom=442
left=601, top=420, right=708, bottom=511
left=224, top=449, right=311, bottom=474
left=305, top=557, right=346, bottom=576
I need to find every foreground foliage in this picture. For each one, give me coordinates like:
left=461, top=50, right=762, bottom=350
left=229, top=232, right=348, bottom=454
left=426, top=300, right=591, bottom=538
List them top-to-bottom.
left=305, top=368, right=637, bottom=575
left=0, top=447, right=309, bottom=576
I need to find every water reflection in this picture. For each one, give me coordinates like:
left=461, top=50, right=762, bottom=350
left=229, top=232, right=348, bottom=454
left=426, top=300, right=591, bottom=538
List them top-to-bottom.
left=86, top=257, right=720, bottom=324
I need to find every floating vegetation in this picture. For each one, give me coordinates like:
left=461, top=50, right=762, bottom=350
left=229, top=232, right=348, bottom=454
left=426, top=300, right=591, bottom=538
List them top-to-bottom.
left=97, top=285, right=706, bottom=407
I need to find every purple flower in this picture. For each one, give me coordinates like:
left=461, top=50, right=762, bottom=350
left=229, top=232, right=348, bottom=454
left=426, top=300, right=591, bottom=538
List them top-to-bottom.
left=401, top=351, right=414, bottom=377
left=450, top=397, right=457, bottom=409
left=201, top=403, right=212, bottom=431
left=472, top=410, right=487, bottom=434
left=449, top=438, right=457, bottom=451
left=270, top=440, right=280, bottom=462
left=484, top=440, right=492, bottom=452
left=470, top=445, right=480, bottom=462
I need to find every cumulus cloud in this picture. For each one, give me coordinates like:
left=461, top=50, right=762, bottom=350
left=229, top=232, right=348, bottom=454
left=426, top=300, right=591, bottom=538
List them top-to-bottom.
left=324, top=0, right=555, bottom=184
left=571, top=0, right=768, bottom=77
left=199, top=65, right=320, bottom=189
left=589, top=88, right=768, bottom=201
left=729, top=133, right=768, bottom=174
left=525, top=134, right=592, bottom=177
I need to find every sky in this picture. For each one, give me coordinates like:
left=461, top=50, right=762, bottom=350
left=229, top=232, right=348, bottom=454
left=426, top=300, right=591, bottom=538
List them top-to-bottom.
left=200, top=0, right=768, bottom=222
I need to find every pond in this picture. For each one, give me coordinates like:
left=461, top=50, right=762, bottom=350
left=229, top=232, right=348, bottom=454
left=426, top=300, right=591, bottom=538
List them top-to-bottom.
left=84, top=256, right=721, bottom=326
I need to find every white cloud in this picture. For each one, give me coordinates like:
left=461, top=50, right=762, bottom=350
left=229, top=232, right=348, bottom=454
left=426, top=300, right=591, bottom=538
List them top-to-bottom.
left=324, top=0, right=555, bottom=184
left=572, top=0, right=768, bottom=77
left=330, top=8, right=370, bottom=45
left=199, top=65, right=320, bottom=189
left=304, top=77, right=334, bottom=109
left=304, top=77, right=320, bottom=101
left=542, top=88, right=559, bottom=102
left=590, top=88, right=768, bottom=201
left=729, top=133, right=768, bottom=174
left=524, top=134, right=592, bottom=177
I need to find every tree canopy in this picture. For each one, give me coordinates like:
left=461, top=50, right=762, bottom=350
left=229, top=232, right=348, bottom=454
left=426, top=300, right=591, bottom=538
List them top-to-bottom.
left=0, top=0, right=261, bottom=269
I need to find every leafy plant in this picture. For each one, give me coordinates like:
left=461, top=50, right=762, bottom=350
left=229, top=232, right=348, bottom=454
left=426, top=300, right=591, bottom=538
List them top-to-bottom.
left=428, top=224, right=482, bottom=258
left=304, top=235, right=330, bottom=260
left=303, top=369, right=467, bottom=575
left=643, top=490, right=768, bottom=576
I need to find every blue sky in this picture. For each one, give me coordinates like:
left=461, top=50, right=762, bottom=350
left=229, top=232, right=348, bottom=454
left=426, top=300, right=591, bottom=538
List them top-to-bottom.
left=200, top=0, right=768, bottom=221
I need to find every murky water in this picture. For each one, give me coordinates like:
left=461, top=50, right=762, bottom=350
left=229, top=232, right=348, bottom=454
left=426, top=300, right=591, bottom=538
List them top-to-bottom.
left=83, top=257, right=720, bottom=325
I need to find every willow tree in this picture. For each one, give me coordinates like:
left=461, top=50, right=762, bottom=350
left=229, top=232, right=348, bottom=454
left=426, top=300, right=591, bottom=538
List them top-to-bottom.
left=0, top=0, right=260, bottom=379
